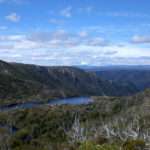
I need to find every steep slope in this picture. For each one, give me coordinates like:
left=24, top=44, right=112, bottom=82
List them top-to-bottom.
left=0, top=60, right=123, bottom=104
left=0, top=60, right=145, bottom=105
left=81, top=66, right=150, bottom=93
left=95, top=69, right=150, bottom=92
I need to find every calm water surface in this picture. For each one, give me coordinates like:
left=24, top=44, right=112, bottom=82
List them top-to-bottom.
left=0, top=97, right=93, bottom=111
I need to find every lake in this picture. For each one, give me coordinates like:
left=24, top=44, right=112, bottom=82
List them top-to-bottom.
left=0, top=97, right=93, bottom=112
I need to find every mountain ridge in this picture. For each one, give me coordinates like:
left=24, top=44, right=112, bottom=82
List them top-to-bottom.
left=0, top=60, right=140, bottom=105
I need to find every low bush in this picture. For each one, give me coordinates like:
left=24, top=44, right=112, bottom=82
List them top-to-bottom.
left=123, top=139, right=146, bottom=150
left=78, top=141, right=120, bottom=150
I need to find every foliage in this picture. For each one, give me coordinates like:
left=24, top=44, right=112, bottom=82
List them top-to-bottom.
left=0, top=88, right=149, bottom=149
left=122, top=139, right=146, bottom=150
left=78, top=141, right=120, bottom=150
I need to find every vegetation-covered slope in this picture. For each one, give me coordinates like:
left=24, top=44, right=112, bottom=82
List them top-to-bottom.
left=0, top=60, right=138, bottom=104
left=94, top=68, right=150, bottom=92
left=0, top=89, right=149, bottom=150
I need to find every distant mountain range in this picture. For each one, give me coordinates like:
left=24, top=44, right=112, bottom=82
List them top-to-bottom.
left=0, top=60, right=134, bottom=104
left=78, top=65, right=150, bottom=71
left=81, top=65, right=150, bottom=93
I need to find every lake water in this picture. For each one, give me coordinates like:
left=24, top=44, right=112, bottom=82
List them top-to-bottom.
left=0, top=97, right=93, bottom=112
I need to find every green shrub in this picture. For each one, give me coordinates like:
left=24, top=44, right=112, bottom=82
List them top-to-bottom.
left=10, top=128, right=30, bottom=149
left=15, top=128, right=29, bottom=140
left=94, top=136, right=108, bottom=145
left=123, top=139, right=146, bottom=150
left=78, top=141, right=120, bottom=150
left=78, top=141, right=97, bottom=150
left=96, top=144, right=120, bottom=150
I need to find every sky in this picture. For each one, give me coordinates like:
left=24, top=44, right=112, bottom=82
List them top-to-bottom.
left=0, top=0, right=150, bottom=66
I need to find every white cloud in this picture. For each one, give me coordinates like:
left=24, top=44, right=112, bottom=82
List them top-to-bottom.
left=60, top=6, right=72, bottom=18
left=6, top=12, right=20, bottom=22
left=98, top=12, right=150, bottom=18
left=26, top=30, right=109, bottom=48
left=0, top=31, right=150, bottom=66
left=78, top=31, right=88, bottom=38
left=0, top=35, right=25, bottom=42
left=131, top=35, right=150, bottom=44
left=87, top=37, right=108, bottom=46
left=0, top=44, right=14, bottom=50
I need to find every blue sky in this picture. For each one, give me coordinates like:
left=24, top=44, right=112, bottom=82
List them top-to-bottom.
left=0, top=0, right=150, bottom=66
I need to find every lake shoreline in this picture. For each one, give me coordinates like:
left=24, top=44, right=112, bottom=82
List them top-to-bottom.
left=0, top=97, right=93, bottom=112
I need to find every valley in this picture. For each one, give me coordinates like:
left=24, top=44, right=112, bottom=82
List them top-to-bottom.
left=0, top=0, right=149, bottom=149
left=0, top=60, right=141, bottom=105
left=0, top=61, right=149, bottom=150
left=0, top=89, right=149, bottom=150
